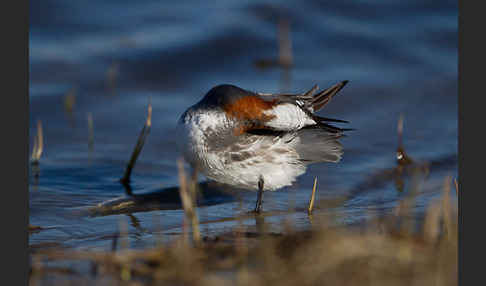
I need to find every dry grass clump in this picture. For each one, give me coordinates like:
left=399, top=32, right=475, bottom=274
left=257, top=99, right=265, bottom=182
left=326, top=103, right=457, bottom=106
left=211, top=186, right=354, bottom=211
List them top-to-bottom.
left=29, top=174, right=457, bottom=286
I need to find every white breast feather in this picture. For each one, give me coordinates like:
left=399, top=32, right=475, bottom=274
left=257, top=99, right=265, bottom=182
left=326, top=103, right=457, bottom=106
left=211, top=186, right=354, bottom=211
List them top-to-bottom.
left=178, top=108, right=308, bottom=191
left=178, top=110, right=228, bottom=169
left=215, top=136, right=306, bottom=191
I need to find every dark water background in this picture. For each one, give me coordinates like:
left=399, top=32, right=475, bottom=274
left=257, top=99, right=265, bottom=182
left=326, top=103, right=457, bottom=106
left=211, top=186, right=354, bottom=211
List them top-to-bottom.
left=29, top=0, right=457, bottom=251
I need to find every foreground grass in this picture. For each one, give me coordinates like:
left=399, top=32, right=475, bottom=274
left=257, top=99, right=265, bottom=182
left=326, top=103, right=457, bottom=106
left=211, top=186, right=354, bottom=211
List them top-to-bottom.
left=29, top=176, right=457, bottom=286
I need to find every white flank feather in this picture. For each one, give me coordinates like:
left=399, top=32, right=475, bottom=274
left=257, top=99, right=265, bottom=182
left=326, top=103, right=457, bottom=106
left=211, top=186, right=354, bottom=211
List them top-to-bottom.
left=263, top=103, right=315, bottom=131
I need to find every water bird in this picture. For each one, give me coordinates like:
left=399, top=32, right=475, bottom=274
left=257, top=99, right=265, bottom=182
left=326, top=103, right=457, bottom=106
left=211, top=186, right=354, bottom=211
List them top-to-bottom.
left=177, top=81, right=350, bottom=213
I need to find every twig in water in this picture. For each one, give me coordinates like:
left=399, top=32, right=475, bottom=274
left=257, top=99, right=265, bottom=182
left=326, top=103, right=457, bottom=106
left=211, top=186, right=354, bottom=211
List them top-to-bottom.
left=254, top=18, right=293, bottom=69
left=277, top=18, right=293, bottom=67
left=106, top=62, right=120, bottom=94
left=64, top=88, right=76, bottom=114
left=64, top=88, right=77, bottom=127
left=120, top=101, right=152, bottom=186
left=87, top=112, right=94, bottom=151
left=397, top=113, right=404, bottom=147
left=396, top=114, right=413, bottom=166
left=30, top=120, right=44, bottom=165
left=177, top=159, right=201, bottom=246
left=177, top=159, right=189, bottom=245
left=442, top=175, right=453, bottom=242
left=308, top=177, right=318, bottom=215
left=454, top=178, right=458, bottom=196
left=118, top=216, right=131, bottom=281
left=29, top=225, right=43, bottom=233
left=111, top=232, right=119, bottom=252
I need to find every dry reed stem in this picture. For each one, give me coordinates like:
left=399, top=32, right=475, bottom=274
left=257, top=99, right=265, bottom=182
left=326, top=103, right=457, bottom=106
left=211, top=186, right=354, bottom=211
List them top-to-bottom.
left=254, top=18, right=293, bottom=69
left=278, top=18, right=293, bottom=67
left=106, top=62, right=120, bottom=92
left=64, top=88, right=76, bottom=113
left=120, top=102, right=152, bottom=185
left=397, top=113, right=404, bottom=146
left=30, top=120, right=43, bottom=164
left=31, top=138, right=38, bottom=163
left=177, top=159, right=201, bottom=245
left=177, top=159, right=189, bottom=245
left=189, top=168, right=201, bottom=244
left=441, top=175, right=453, bottom=242
left=308, top=177, right=318, bottom=215
left=454, top=178, right=458, bottom=196
left=423, top=200, right=441, bottom=243
left=118, top=216, right=131, bottom=281
left=119, top=216, right=129, bottom=251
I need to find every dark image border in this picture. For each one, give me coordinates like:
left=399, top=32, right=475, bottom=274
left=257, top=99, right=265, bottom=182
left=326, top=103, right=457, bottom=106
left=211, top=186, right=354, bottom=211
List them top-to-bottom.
left=1, top=0, right=29, bottom=284
left=459, top=0, right=482, bottom=285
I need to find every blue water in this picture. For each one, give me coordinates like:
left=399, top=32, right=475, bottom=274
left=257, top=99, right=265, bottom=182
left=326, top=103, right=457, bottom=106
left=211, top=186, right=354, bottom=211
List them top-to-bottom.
left=29, top=0, right=457, bottom=251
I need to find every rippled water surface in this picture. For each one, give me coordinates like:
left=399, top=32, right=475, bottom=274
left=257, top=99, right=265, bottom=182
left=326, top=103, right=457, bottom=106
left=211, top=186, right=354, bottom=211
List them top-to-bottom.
left=29, top=0, right=457, bottom=250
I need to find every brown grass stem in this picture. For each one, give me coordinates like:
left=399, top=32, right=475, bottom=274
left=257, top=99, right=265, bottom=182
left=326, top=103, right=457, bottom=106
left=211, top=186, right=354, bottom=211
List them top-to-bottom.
left=254, top=18, right=293, bottom=69
left=278, top=18, right=293, bottom=67
left=106, top=62, right=120, bottom=93
left=64, top=88, right=76, bottom=114
left=397, top=113, right=404, bottom=147
left=30, top=120, right=44, bottom=165
left=177, top=159, right=201, bottom=246
left=442, top=175, right=453, bottom=242
left=308, top=177, right=318, bottom=215
left=454, top=177, right=458, bottom=196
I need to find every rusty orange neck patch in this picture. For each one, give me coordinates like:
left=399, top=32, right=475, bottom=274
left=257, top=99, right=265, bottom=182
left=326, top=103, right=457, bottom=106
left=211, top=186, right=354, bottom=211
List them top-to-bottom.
left=223, top=96, right=277, bottom=136
left=223, top=96, right=276, bottom=121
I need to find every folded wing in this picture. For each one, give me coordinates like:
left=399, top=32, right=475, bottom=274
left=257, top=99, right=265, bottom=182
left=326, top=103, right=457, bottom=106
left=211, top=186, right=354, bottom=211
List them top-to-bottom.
left=255, top=80, right=350, bottom=133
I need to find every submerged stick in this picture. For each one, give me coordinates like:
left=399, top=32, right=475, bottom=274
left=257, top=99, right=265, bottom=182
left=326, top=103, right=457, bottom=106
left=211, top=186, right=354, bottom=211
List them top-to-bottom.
left=120, top=101, right=152, bottom=185
left=30, top=120, right=44, bottom=165
left=177, top=159, right=201, bottom=245
left=308, top=177, right=318, bottom=215
left=29, top=225, right=43, bottom=233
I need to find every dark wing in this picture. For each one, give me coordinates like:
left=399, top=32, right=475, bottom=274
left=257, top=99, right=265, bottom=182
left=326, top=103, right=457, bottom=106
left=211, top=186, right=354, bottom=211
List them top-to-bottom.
left=253, top=80, right=351, bottom=134
left=262, top=80, right=348, bottom=113
left=220, top=82, right=350, bottom=164
left=291, top=125, right=344, bottom=163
